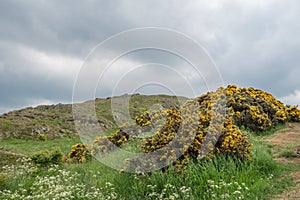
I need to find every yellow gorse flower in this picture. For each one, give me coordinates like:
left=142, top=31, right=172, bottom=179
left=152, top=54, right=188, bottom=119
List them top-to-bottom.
left=91, top=85, right=300, bottom=172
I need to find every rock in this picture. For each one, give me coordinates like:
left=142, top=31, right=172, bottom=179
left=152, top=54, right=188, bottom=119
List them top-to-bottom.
left=59, top=129, right=66, bottom=133
left=12, top=132, right=18, bottom=137
left=295, top=146, right=300, bottom=155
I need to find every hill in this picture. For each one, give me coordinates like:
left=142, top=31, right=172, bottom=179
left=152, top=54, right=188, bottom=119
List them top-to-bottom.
left=1, top=85, right=300, bottom=199
left=0, top=94, right=187, bottom=140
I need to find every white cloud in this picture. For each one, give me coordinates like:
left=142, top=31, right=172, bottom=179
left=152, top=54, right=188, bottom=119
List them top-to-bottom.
left=1, top=0, right=300, bottom=112
left=16, top=43, right=82, bottom=80
left=280, top=90, right=300, bottom=106
left=24, top=97, right=70, bottom=110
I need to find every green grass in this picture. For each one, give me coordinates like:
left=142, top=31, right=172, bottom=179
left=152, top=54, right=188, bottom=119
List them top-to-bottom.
left=0, top=94, right=186, bottom=140
left=240, top=123, right=286, bottom=137
left=0, top=132, right=295, bottom=200
left=0, top=137, right=81, bottom=155
left=278, top=145, right=300, bottom=159
left=0, top=152, right=23, bottom=168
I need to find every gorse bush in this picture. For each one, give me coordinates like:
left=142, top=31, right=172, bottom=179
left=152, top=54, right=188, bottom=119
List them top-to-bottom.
left=91, top=85, right=300, bottom=172
left=225, top=85, right=300, bottom=130
left=132, top=88, right=252, bottom=172
left=287, top=105, right=300, bottom=122
left=93, top=128, right=129, bottom=155
left=67, top=143, right=92, bottom=163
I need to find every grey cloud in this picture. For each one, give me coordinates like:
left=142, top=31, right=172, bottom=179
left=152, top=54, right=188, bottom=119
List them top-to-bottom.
left=1, top=0, right=300, bottom=113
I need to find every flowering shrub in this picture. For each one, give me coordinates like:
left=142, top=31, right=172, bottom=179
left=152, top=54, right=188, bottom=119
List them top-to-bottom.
left=226, top=84, right=298, bottom=130
left=93, top=85, right=300, bottom=172
left=131, top=89, right=252, bottom=172
left=287, top=105, right=300, bottom=122
left=216, top=117, right=252, bottom=159
left=92, top=129, right=129, bottom=156
left=67, top=143, right=92, bottom=163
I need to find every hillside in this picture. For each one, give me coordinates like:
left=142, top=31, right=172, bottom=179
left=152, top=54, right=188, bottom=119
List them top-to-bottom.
left=1, top=86, right=300, bottom=199
left=0, top=94, right=187, bottom=140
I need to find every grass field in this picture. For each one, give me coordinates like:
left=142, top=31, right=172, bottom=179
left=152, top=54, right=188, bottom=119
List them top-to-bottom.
left=0, top=124, right=299, bottom=200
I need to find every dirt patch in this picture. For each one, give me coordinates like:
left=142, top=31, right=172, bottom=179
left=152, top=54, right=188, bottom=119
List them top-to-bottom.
left=265, top=123, right=300, bottom=199
left=265, top=124, right=300, bottom=148
left=0, top=149, right=26, bottom=157
left=274, top=157, right=300, bottom=164
left=273, top=172, right=300, bottom=200
left=291, top=172, right=300, bottom=182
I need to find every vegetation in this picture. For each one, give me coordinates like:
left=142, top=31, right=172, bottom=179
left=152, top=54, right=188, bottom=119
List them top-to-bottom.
left=92, top=85, right=300, bottom=172
left=0, top=86, right=300, bottom=199
left=0, top=94, right=185, bottom=140
left=0, top=136, right=295, bottom=199
left=66, top=143, right=92, bottom=164
left=30, top=147, right=63, bottom=167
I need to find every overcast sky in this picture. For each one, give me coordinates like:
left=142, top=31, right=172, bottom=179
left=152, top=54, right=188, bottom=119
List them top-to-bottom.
left=1, top=0, right=300, bottom=113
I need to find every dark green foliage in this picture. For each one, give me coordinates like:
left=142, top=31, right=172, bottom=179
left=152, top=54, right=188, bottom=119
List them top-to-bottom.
left=30, top=147, right=63, bottom=166
left=0, top=173, right=8, bottom=190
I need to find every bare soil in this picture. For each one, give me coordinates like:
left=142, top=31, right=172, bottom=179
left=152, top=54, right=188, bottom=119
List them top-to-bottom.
left=265, top=123, right=300, bottom=199
left=0, top=149, right=26, bottom=157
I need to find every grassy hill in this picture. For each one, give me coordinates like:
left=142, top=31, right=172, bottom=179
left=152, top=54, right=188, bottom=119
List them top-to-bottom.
left=0, top=87, right=299, bottom=200
left=0, top=94, right=186, bottom=140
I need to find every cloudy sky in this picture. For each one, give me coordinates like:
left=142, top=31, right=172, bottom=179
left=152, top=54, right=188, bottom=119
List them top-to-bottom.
left=1, top=0, right=300, bottom=113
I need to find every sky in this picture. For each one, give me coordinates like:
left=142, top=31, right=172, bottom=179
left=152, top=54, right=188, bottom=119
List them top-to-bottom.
left=1, top=0, right=300, bottom=113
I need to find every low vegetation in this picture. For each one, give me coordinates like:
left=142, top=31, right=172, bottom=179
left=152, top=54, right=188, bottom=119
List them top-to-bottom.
left=0, top=85, right=300, bottom=199
left=0, top=135, right=295, bottom=199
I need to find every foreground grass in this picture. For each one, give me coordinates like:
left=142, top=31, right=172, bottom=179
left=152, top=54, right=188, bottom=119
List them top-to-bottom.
left=0, top=133, right=294, bottom=200
left=0, top=137, right=81, bottom=156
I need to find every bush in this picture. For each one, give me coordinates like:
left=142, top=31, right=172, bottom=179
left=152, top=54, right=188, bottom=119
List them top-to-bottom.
left=92, top=85, right=300, bottom=173
left=225, top=85, right=291, bottom=131
left=136, top=90, right=252, bottom=172
left=287, top=106, right=300, bottom=122
left=37, top=133, right=47, bottom=141
left=67, top=143, right=92, bottom=163
left=30, top=147, right=63, bottom=166
left=0, top=173, right=8, bottom=190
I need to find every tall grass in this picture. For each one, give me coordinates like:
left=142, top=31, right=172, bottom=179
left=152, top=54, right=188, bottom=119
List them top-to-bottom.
left=0, top=135, right=293, bottom=200
left=111, top=140, right=289, bottom=199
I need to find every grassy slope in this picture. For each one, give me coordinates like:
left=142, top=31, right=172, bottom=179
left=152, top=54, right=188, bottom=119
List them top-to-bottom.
left=0, top=94, right=186, bottom=140
left=1, top=94, right=299, bottom=199
left=0, top=124, right=298, bottom=199
left=0, top=126, right=296, bottom=199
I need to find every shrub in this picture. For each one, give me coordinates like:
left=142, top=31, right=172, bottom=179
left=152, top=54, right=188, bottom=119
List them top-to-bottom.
left=92, top=85, right=300, bottom=173
left=226, top=85, right=291, bottom=131
left=136, top=90, right=252, bottom=172
left=287, top=106, right=300, bottom=122
left=37, top=133, right=47, bottom=141
left=67, top=143, right=92, bottom=163
left=30, top=147, right=63, bottom=166
left=0, top=173, right=8, bottom=190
